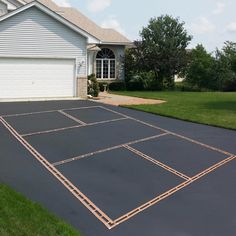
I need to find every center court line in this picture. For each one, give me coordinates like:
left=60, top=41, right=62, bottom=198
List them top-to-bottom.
left=99, top=106, right=235, bottom=157
left=58, top=110, right=87, bottom=125
left=0, top=117, right=114, bottom=229
left=21, top=117, right=128, bottom=137
left=52, top=133, right=169, bottom=166
left=123, top=145, right=191, bottom=180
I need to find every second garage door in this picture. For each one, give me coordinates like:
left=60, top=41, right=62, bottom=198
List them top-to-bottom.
left=0, top=58, right=75, bottom=99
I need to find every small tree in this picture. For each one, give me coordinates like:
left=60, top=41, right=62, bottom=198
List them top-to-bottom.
left=140, top=15, right=192, bottom=87
left=185, top=44, right=215, bottom=89
left=88, top=74, right=99, bottom=97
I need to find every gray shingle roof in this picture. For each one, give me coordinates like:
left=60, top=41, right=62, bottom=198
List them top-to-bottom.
left=23, top=0, right=131, bottom=44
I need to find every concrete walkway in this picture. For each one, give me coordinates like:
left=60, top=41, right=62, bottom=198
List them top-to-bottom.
left=92, top=92, right=165, bottom=106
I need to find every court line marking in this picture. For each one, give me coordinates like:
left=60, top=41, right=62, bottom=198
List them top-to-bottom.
left=1, top=105, right=101, bottom=118
left=2, top=105, right=236, bottom=229
left=99, top=106, right=234, bottom=157
left=58, top=110, right=87, bottom=125
left=0, top=117, right=114, bottom=229
left=21, top=117, right=128, bottom=137
left=52, top=133, right=169, bottom=166
left=123, top=145, right=191, bottom=181
left=110, top=154, right=236, bottom=229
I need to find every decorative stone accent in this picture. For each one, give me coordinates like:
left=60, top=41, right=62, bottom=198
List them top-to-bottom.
left=77, top=76, right=88, bottom=98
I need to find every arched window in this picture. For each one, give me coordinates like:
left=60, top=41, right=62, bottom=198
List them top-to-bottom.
left=96, top=48, right=116, bottom=79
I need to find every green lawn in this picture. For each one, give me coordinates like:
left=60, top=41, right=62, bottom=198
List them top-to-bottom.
left=112, top=91, right=236, bottom=130
left=0, top=184, right=82, bottom=236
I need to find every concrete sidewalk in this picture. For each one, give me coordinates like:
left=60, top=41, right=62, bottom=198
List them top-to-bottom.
left=92, top=92, right=165, bottom=106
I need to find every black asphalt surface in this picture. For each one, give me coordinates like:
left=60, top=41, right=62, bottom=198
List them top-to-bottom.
left=0, top=100, right=236, bottom=236
left=64, top=106, right=123, bottom=124
left=4, top=111, right=78, bottom=135
left=25, top=119, right=162, bottom=163
left=131, top=134, right=229, bottom=177
left=57, top=147, right=183, bottom=219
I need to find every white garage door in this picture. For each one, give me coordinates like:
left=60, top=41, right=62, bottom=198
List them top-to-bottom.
left=0, top=58, right=75, bottom=99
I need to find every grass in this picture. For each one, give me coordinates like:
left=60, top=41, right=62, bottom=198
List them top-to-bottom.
left=112, top=91, right=236, bottom=130
left=0, top=184, right=82, bottom=236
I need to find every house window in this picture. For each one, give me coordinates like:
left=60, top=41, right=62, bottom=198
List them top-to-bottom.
left=96, top=48, right=116, bottom=79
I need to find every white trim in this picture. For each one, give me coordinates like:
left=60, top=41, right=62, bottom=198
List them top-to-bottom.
left=14, top=0, right=26, bottom=5
left=0, top=1, right=100, bottom=44
left=0, top=54, right=77, bottom=59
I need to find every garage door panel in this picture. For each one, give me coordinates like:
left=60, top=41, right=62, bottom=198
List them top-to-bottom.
left=0, top=58, right=75, bottom=99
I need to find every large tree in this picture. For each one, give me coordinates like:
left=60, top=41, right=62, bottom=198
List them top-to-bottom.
left=140, top=15, right=192, bottom=86
left=185, top=44, right=216, bottom=89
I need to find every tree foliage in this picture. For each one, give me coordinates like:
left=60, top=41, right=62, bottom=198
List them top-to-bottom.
left=124, top=15, right=192, bottom=89
left=140, top=15, right=192, bottom=83
left=185, top=42, right=236, bottom=91
left=185, top=44, right=215, bottom=89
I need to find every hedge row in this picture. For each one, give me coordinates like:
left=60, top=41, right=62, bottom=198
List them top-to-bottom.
left=98, top=81, right=146, bottom=91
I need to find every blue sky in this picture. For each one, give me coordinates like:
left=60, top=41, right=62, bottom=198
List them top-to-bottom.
left=54, top=0, right=236, bottom=51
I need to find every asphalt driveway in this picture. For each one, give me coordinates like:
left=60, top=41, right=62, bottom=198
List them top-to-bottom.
left=0, top=100, right=236, bottom=236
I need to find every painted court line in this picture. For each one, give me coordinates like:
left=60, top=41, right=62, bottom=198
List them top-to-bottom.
left=1, top=105, right=101, bottom=118
left=2, top=105, right=236, bottom=230
left=99, top=106, right=234, bottom=157
left=58, top=110, right=87, bottom=125
left=0, top=117, right=114, bottom=229
left=21, top=117, right=128, bottom=137
left=52, top=133, right=169, bottom=167
left=123, top=145, right=191, bottom=180
left=109, top=154, right=236, bottom=229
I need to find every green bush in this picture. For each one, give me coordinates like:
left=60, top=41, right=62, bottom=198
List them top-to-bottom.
left=88, top=74, right=99, bottom=97
left=222, top=79, right=236, bottom=91
left=109, top=81, right=126, bottom=91
left=126, top=81, right=144, bottom=91
left=98, top=82, right=109, bottom=92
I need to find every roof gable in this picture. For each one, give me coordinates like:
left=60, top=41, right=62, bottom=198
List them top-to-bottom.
left=23, top=0, right=131, bottom=44
left=0, top=1, right=101, bottom=43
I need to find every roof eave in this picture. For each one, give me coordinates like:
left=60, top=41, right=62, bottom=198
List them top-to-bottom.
left=99, top=41, right=133, bottom=46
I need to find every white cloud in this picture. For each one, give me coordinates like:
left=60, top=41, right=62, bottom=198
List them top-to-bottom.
left=52, top=0, right=71, bottom=7
left=87, top=0, right=111, bottom=13
left=212, top=2, right=225, bottom=14
left=101, top=15, right=126, bottom=35
left=190, top=17, right=216, bottom=34
left=226, top=22, right=236, bottom=33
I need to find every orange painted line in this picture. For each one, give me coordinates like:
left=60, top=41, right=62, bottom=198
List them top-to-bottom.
left=2, top=104, right=236, bottom=230
left=2, top=105, right=101, bottom=118
left=99, top=106, right=234, bottom=157
left=58, top=110, right=87, bottom=125
left=0, top=117, right=114, bottom=229
left=21, top=117, right=129, bottom=137
left=52, top=133, right=169, bottom=166
left=123, top=145, right=191, bottom=180
left=109, top=154, right=236, bottom=229
left=191, top=155, right=236, bottom=181
left=111, top=179, right=192, bottom=228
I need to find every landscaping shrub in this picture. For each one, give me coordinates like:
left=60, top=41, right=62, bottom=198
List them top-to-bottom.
left=88, top=74, right=99, bottom=97
left=222, top=79, right=236, bottom=91
left=108, top=81, right=126, bottom=91
left=126, top=81, right=144, bottom=91
left=175, top=81, right=201, bottom=91
left=98, top=82, right=108, bottom=92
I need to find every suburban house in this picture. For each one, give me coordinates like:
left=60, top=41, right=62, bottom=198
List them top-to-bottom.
left=0, top=0, right=131, bottom=99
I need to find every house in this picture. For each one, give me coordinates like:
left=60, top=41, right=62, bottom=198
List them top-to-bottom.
left=0, top=0, right=131, bottom=99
